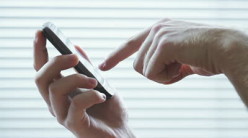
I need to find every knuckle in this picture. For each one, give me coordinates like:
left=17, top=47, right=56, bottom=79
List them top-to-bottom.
left=159, top=18, right=171, bottom=23
left=151, top=23, right=164, bottom=32
left=154, top=27, right=173, bottom=43
left=154, top=29, right=166, bottom=41
left=125, top=37, right=137, bottom=47
left=158, top=38, right=171, bottom=50
left=51, top=55, right=63, bottom=64
left=133, top=59, right=142, bottom=73
left=133, top=59, right=138, bottom=71
left=33, top=63, right=39, bottom=71
left=144, top=70, right=155, bottom=80
left=34, top=73, right=43, bottom=86
left=71, top=74, right=85, bottom=81
left=48, top=83, right=59, bottom=95
left=70, top=90, right=103, bottom=110
left=90, top=90, right=102, bottom=102
left=71, top=96, right=82, bottom=108
left=48, top=106, right=55, bottom=117
left=56, top=117, right=65, bottom=125
left=64, top=118, right=87, bottom=134
left=64, top=119, right=76, bottom=130
left=64, top=120, right=72, bottom=129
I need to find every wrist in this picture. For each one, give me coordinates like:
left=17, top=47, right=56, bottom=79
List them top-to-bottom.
left=220, top=30, right=248, bottom=107
left=225, top=63, right=248, bottom=107
left=114, top=124, right=136, bottom=138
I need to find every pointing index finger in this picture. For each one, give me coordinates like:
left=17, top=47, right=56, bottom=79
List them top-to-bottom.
left=99, top=28, right=151, bottom=71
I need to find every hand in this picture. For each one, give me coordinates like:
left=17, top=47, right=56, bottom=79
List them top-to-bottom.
left=99, top=19, right=248, bottom=107
left=33, top=31, right=135, bottom=138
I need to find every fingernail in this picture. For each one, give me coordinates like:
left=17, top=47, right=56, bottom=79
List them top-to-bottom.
left=34, top=32, right=39, bottom=43
left=67, top=54, right=77, bottom=60
left=68, top=54, right=76, bottom=57
left=99, top=63, right=106, bottom=70
left=88, top=78, right=97, bottom=86
left=101, top=93, right=106, bottom=101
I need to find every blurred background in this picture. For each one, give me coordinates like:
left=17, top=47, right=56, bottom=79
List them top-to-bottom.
left=0, top=0, right=248, bottom=137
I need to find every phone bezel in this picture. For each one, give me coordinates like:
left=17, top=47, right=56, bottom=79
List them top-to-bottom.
left=42, top=22, right=113, bottom=99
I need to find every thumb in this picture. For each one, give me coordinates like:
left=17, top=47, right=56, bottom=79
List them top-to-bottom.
left=66, top=90, right=106, bottom=128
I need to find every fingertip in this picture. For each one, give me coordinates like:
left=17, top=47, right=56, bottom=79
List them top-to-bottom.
left=33, top=30, right=48, bottom=71
left=34, top=30, right=46, bottom=46
left=35, top=30, right=44, bottom=38
left=35, top=30, right=42, bottom=37
left=34, top=31, right=40, bottom=44
left=74, top=45, right=91, bottom=62
left=74, top=45, right=80, bottom=49
left=74, top=45, right=81, bottom=53
left=67, top=54, right=79, bottom=66
left=99, top=59, right=117, bottom=71
left=98, top=62, right=107, bottom=71
left=88, top=77, right=98, bottom=87
left=90, top=91, right=106, bottom=103
left=95, top=92, right=106, bottom=103
left=100, top=93, right=106, bottom=102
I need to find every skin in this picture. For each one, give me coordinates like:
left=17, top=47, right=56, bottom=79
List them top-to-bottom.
left=33, top=19, right=248, bottom=137
left=99, top=19, right=248, bottom=107
left=33, top=31, right=136, bottom=138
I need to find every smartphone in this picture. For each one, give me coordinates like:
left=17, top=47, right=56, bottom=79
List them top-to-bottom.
left=42, top=22, right=114, bottom=99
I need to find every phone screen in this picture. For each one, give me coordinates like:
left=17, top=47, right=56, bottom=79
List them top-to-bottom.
left=42, top=22, right=114, bottom=99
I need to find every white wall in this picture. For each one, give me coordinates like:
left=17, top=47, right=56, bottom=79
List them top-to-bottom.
left=0, top=0, right=248, bottom=137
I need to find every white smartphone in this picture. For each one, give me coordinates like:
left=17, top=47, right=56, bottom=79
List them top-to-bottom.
left=42, top=22, right=114, bottom=99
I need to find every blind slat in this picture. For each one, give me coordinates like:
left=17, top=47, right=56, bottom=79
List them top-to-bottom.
left=1, top=0, right=248, bottom=138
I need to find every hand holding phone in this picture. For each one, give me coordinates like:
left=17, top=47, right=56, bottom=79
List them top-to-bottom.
left=42, top=22, right=114, bottom=99
left=33, top=29, right=133, bottom=138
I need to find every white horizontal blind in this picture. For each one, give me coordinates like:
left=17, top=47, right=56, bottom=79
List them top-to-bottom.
left=0, top=0, right=248, bottom=138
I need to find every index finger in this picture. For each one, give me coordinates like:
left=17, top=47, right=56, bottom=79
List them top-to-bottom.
left=99, top=28, right=151, bottom=71
left=33, top=30, right=48, bottom=71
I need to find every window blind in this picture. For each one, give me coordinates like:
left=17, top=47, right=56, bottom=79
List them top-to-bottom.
left=0, top=0, right=248, bottom=138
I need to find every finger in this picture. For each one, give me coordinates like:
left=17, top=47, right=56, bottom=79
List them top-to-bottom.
left=99, top=18, right=172, bottom=71
left=143, top=22, right=203, bottom=76
left=132, top=26, right=157, bottom=74
left=99, top=27, right=151, bottom=71
left=142, top=28, right=172, bottom=74
left=33, top=30, right=48, bottom=71
left=144, top=42, right=180, bottom=83
left=74, top=45, right=91, bottom=63
left=35, top=54, right=79, bottom=108
left=147, top=61, right=182, bottom=83
left=48, top=74, right=98, bottom=124
left=65, top=90, right=106, bottom=130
